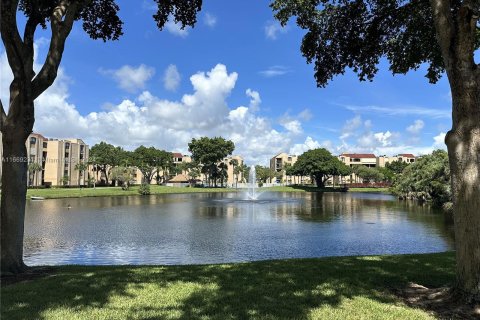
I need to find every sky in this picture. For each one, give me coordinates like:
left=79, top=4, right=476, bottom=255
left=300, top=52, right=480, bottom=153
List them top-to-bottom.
left=0, top=0, right=452, bottom=165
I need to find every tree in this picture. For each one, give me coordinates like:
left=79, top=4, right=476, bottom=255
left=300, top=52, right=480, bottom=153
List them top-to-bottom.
left=271, top=0, right=480, bottom=297
left=1, top=1, right=202, bottom=274
left=188, top=137, right=235, bottom=187
left=89, top=142, right=124, bottom=185
left=131, top=146, right=160, bottom=184
left=293, top=148, right=346, bottom=188
left=392, top=150, right=451, bottom=205
left=230, top=159, right=240, bottom=188
left=386, top=160, right=409, bottom=175
left=27, top=162, right=42, bottom=187
left=74, top=162, right=88, bottom=188
left=255, top=165, right=276, bottom=184
left=110, top=166, right=135, bottom=190
left=356, top=166, right=384, bottom=184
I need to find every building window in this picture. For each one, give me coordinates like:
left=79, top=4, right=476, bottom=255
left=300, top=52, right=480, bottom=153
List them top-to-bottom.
left=30, top=137, right=36, bottom=145
left=43, top=142, right=48, bottom=148
left=65, top=142, right=70, bottom=149
left=353, top=158, right=361, bottom=162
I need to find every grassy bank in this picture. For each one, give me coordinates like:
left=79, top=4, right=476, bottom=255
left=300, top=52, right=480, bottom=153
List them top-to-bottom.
left=26, top=185, right=391, bottom=199
left=27, top=185, right=238, bottom=199
left=264, top=186, right=391, bottom=194
left=1, top=252, right=454, bottom=319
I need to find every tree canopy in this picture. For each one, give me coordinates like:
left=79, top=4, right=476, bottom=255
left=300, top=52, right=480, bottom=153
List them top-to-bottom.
left=271, top=0, right=479, bottom=87
left=188, top=137, right=235, bottom=187
left=293, top=148, right=350, bottom=187
left=392, top=150, right=451, bottom=205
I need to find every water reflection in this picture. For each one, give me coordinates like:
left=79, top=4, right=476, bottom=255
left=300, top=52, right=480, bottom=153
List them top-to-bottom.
left=24, top=192, right=454, bottom=265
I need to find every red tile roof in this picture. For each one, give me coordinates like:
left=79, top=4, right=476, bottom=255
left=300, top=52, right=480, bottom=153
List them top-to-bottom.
left=172, top=152, right=183, bottom=158
left=340, top=153, right=376, bottom=158
left=398, top=154, right=415, bottom=158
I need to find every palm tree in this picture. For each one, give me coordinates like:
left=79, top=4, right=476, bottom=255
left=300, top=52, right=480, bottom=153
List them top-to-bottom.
left=229, top=159, right=239, bottom=188
left=75, top=162, right=88, bottom=188
left=27, top=163, right=42, bottom=187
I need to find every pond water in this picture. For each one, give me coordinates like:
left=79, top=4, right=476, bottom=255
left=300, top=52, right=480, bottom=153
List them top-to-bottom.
left=24, top=192, right=454, bottom=265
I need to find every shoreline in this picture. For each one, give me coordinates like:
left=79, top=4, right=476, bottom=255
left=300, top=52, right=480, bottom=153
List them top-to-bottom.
left=25, top=185, right=392, bottom=200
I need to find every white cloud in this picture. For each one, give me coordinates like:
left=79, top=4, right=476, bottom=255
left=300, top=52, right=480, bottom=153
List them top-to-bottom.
left=204, top=13, right=217, bottom=28
left=165, top=16, right=190, bottom=37
left=264, top=21, right=288, bottom=40
left=9, top=61, right=306, bottom=165
left=100, top=64, right=155, bottom=93
left=163, top=64, right=181, bottom=91
left=259, top=65, right=291, bottom=77
left=246, top=88, right=261, bottom=112
left=340, top=104, right=451, bottom=119
left=298, top=109, right=313, bottom=121
left=340, top=115, right=363, bottom=140
left=281, top=119, right=302, bottom=135
left=406, top=119, right=425, bottom=134
left=433, top=132, right=447, bottom=148
left=289, top=137, right=333, bottom=155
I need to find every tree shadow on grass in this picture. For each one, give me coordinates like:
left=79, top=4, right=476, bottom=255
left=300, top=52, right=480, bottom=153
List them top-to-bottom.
left=1, top=252, right=455, bottom=319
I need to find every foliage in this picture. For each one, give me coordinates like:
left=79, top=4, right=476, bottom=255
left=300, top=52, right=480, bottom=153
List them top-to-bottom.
left=270, top=0, right=479, bottom=86
left=188, top=137, right=235, bottom=187
left=89, top=142, right=125, bottom=184
left=131, top=146, right=171, bottom=184
left=293, top=148, right=350, bottom=187
left=391, top=150, right=451, bottom=205
left=386, top=160, right=409, bottom=175
left=255, top=165, right=276, bottom=184
left=110, top=166, right=135, bottom=190
left=356, top=166, right=384, bottom=184
left=377, top=167, right=395, bottom=182
left=61, top=175, right=69, bottom=187
left=138, top=183, right=151, bottom=196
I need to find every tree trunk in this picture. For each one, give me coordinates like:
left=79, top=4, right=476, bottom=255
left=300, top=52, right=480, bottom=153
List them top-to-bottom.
left=446, top=85, right=480, bottom=299
left=1, top=127, right=30, bottom=274
left=315, top=174, right=325, bottom=188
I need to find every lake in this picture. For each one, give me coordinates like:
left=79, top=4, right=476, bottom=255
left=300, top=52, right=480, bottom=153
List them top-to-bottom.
left=24, top=192, right=454, bottom=265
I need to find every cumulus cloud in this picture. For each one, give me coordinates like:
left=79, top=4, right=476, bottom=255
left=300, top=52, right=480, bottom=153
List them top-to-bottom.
left=204, top=12, right=217, bottom=28
left=264, top=21, right=288, bottom=40
left=1, top=59, right=307, bottom=164
left=99, top=64, right=155, bottom=93
left=163, top=64, right=181, bottom=91
left=406, top=119, right=425, bottom=134
left=289, top=137, right=333, bottom=155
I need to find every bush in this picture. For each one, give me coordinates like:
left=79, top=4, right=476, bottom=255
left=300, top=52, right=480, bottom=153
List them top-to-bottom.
left=138, top=183, right=151, bottom=195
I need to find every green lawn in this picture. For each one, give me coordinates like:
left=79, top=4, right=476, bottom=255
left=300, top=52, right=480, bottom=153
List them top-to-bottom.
left=26, top=185, right=391, bottom=199
left=27, top=185, right=238, bottom=199
left=264, top=186, right=391, bottom=194
left=1, top=252, right=454, bottom=319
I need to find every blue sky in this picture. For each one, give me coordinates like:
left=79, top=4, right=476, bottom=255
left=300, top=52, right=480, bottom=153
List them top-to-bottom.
left=0, top=0, right=452, bottom=164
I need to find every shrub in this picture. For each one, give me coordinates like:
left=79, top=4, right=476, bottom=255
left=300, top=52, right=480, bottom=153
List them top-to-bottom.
left=138, top=183, right=151, bottom=195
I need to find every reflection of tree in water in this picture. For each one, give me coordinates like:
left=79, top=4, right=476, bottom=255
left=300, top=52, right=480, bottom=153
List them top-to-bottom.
left=292, top=193, right=454, bottom=244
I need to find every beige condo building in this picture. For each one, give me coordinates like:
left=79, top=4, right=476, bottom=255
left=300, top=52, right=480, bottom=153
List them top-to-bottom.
left=0, top=132, right=89, bottom=187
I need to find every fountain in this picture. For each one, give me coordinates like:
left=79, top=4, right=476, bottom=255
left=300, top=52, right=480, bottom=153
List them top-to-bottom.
left=246, top=165, right=258, bottom=200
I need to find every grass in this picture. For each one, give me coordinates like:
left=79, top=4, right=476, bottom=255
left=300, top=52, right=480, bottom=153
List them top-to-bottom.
left=26, top=185, right=391, bottom=199
left=27, top=185, right=238, bottom=199
left=264, top=185, right=391, bottom=194
left=1, top=252, right=454, bottom=320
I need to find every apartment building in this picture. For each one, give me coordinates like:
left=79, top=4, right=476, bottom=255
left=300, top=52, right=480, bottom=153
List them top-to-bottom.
left=0, top=132, right=89, bottom=187
left=42, top=138, right=89, bottom=186
left=269, top=153, right=311, bottom=184
left=339, top=153, right=377, bottom=168
left=377, top=154, right=416, bottom=167
left=222, top=155, right=244, bottom=186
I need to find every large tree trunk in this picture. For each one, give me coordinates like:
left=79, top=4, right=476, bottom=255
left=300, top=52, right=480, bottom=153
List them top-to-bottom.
left=446, top=78, right=480, bottom=299
left=1, top=125, right=30, bottom=274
